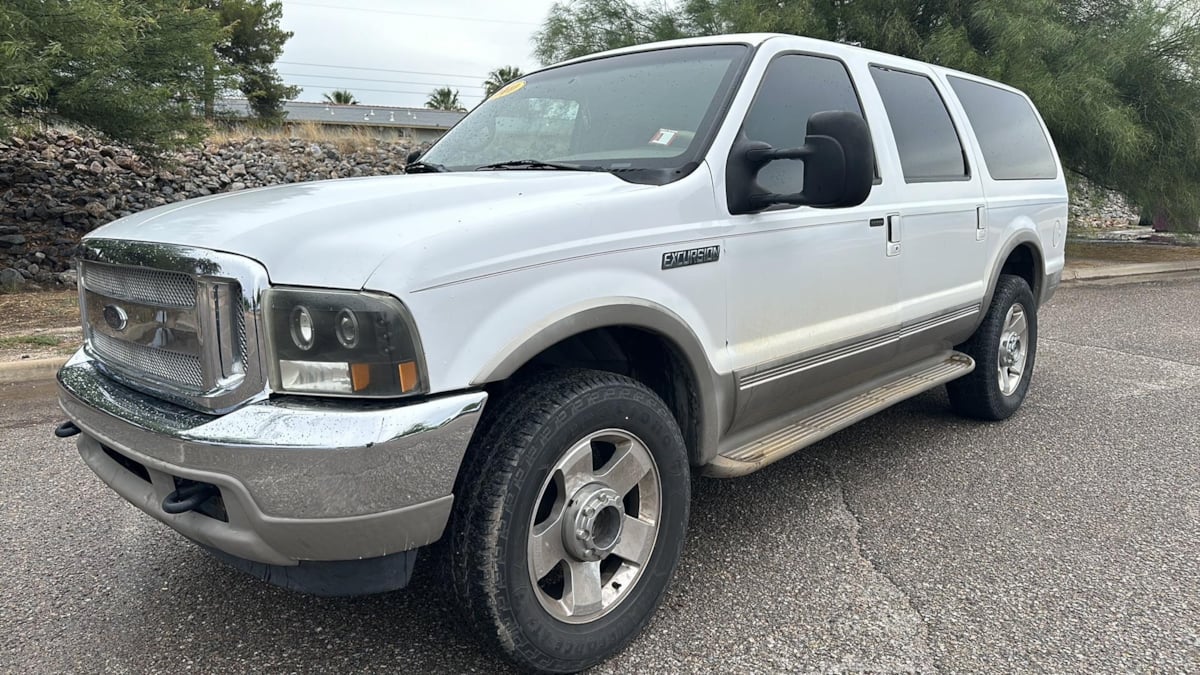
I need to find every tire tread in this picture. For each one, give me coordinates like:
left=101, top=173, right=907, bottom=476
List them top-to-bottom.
left=947, top=274, right=1038, bottom=421
left=444, top=368, right=687, bottom=672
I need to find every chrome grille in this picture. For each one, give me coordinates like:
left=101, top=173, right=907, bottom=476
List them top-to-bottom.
left=78, top=241, right=270, bottom=414
left=81, top=262, right=197, bottom=308
left=91, top=331, right=205, bottom=390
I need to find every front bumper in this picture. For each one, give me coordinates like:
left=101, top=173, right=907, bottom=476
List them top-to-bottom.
left=58, top=350, right=486, bottom=571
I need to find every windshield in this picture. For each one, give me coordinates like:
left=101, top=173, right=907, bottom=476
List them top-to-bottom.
left=420, top=45, right=749, bottom=183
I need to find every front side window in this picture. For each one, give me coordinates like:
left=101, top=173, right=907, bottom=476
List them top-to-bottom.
left=420, top=45, right=749, bottom=184
left=740, top=54, right=869, bottom=194
left=871, top=66, right=969, bottom=182
left=948, top=76, right=1058, bottom=181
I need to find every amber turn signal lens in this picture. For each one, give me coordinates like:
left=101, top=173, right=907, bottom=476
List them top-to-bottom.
left=398, top=361, right=418, bottom=393
left=350, top=363, right=371, bottom=392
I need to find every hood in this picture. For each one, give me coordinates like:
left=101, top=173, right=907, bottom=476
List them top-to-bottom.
left=86, top=172, right=647, bottom=289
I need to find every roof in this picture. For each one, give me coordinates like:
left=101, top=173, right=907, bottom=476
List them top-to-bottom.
left=546, top=33, right=1027, bottom=99
left=552, top=33, right=781, bottom=68
left=213, top=99, right=465, bottom=129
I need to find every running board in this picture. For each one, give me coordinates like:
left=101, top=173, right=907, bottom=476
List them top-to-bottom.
left=706, top=352, right=975, bottom=478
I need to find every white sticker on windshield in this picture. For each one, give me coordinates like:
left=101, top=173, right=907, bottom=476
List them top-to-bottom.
left=649, top=129, right=679, bottom=146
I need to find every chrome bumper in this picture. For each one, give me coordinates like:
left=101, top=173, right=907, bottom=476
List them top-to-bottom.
left=58, top=350, right=486, bottom=567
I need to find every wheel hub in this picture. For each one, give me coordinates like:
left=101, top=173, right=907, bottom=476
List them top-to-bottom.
left=996, top=302, right=1031, bottom=396
left=1000, top=334, right=1022, bottom=366
left=527, top=428, right=663, bottom=624
left=563, top=484, right=624, bottom=562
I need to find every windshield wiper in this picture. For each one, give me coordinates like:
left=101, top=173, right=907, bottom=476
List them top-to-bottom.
left=475, top=159, right=604, bottom=172
left=405, top=160, right=448, bottom=174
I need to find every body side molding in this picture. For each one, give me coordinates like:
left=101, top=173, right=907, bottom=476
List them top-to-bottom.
left=738, top=303, right=980, bottom=390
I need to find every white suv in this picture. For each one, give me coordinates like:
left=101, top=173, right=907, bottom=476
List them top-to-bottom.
left=57, top=33, right=1066, bottom=672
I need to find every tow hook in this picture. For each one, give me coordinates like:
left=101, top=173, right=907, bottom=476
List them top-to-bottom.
left=54, top=421, right=81, bottom=438
left=162, top=483, right=220, bottom=515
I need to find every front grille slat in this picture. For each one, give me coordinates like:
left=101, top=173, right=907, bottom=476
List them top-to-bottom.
left=82, top=262, right=197, bottom=308
left=91, top=330, right=206, bottom=390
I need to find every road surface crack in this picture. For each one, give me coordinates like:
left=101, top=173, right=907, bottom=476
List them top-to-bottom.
left=1043, top=336, right=1200, bottom=370
left=815, top=453, right=940, bottom=674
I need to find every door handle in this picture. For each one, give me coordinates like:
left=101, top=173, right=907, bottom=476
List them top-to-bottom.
left=886, top=213, right=902, bottom=256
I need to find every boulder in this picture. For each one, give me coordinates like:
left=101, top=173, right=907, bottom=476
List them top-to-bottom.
left=0, top=267, right=24, bottom=289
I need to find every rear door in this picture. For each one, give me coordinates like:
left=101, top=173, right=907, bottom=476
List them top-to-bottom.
left=868, top=64, right=989, bottom=361
left=944, top=74, right=1068, bottom=294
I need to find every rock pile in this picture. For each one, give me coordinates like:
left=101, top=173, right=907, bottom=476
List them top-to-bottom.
left=0, top=132, right=418, bottom=290
left=1069, top=178, right=1140, bottom=230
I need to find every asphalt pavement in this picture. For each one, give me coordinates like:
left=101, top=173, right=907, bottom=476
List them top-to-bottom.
left=2, top=273, right=1198, bottom=673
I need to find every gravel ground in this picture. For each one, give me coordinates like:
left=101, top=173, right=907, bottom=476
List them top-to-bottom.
left=1, top=274, right=1198, bottom=673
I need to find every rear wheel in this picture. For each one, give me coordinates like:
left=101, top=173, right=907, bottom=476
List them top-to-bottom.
left=948, top=274, right=1038, bottom=420
left=446, top=369, right=690, bottom=673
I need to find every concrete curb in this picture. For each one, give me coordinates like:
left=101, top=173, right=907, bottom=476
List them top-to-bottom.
left=1063, top=260, right=1200, bottom=281
left=0, top=357, right=68, bottom=385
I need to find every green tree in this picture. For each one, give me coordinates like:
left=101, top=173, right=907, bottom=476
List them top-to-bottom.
left=0, top=0, right=225, bottom=148
left=194, top=0, right=298, bottom=121
left=534, top=0, right=1200, bottom=231
left=534, top=0, right=695, bottom=65
left=483, top=66, right=525, bottom=97
left=426, top=87, right=466, bottom=111
left=323, top=89, right=358, bottom=105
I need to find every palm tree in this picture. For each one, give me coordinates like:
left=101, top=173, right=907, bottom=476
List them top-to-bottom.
left=483, top=66, right=525, bottom=97
left=426, top=87, right=465, bottom=112
left=323, top=89, right=358, bottom=105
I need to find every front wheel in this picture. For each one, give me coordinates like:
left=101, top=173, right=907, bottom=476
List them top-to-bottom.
left=947, top=274, right=1038, bottom=420
left=446, top=369, right=690, bottom=673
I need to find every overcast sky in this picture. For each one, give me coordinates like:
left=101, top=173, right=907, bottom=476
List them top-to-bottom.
left=277, top=0, right=561, bottom=109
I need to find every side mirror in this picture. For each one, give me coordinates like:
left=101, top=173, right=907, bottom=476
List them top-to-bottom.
left=727, top=110, right=874, bottom=215
left=405, top=149, right=423, bottom=166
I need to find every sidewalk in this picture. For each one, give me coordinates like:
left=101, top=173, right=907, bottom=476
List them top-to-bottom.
left=2, top=244, right=1198, bottom=384
left=1063, top=258, right=1200, bottom=280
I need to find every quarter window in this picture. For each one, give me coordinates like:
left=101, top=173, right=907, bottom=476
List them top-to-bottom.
left=741, top=54, right=870, bottom=195
left=870, top=67, right=968, bottom=182
left=949, top=76, right=1058, bottom=180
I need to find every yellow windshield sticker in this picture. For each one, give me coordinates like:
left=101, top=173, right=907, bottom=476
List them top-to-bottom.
left=490, top=80, right=526, bottom=99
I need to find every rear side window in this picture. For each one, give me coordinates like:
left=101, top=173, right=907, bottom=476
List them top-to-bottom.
left=742, top=54, right=869, bottom=194
left=870, top=66, right=968, bottom=182
left=948, top=76, right=1058, bottom=180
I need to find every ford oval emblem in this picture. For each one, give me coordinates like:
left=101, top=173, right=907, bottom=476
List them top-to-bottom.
left=102, top=304, right=128, bottom=332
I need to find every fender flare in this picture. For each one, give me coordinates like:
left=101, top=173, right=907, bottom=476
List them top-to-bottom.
left=981, top=231, right=1046, bottom=321
left=472, top=299, right=732, bottom=466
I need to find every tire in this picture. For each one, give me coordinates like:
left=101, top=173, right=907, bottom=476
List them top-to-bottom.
left=947, top=274, right=1038, bottom=421
left=445, top=368, right=690, bottom=673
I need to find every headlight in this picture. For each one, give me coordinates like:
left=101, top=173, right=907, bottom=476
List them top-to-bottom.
left=264, top=288, right=427, bottom=397
left=291, top=306, right=316, bottom=350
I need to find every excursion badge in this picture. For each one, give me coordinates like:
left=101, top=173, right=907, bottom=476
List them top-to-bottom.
left=661, top=245, right=721, bottom=270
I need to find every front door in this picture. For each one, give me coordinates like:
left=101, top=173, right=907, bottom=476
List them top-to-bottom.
left=722, top=53, right=905, bottom=440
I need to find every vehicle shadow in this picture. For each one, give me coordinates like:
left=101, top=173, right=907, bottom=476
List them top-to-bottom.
left=143, top=388, right=969, bottom=672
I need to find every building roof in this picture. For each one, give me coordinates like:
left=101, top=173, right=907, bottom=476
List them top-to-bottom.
left=214, top=99, right=465, bottom=129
